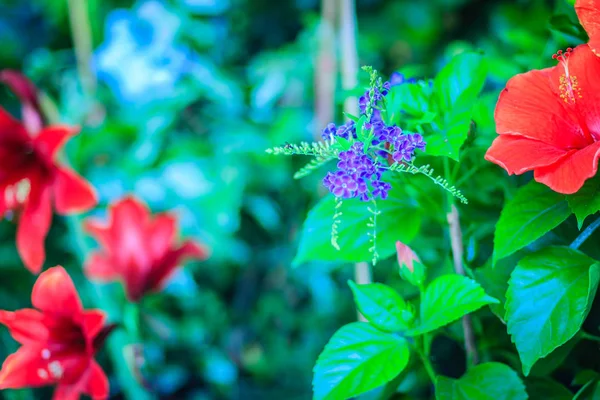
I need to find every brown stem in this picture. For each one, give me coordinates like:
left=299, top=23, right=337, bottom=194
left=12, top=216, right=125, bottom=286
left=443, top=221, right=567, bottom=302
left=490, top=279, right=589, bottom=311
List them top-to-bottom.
left=315, top=0, right=337, bottom=141
left=337, top=0, right=371, bottom=320
left=447, top=204, right=478, bottom=366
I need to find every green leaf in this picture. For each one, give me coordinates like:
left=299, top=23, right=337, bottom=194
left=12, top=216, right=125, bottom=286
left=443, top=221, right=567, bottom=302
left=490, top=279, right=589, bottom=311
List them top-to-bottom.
left=429, top=52, right=487, bottom=160
left=566, top=175, right=600, bottom=229
left=493, top=181, right=571, bottom=264
left=294, top=183, right=421, bottom=265
left=505, top=246, right=600, bottom=375
left=474, top=256, right=517, bottom=321
left=409, top=274, right=498, bottom=335
left=348, top=281, right=414, bottom=332
left=313, top=322, right=410, bottom=400
left=435, top=362, right=527, bottom=400
left=525, top=378, right=572, bottom=400
left=574, top=380, right=600, bottom=400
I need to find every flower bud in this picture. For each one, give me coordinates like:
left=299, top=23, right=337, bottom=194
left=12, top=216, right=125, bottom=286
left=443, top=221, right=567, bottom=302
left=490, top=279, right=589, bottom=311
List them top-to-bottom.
left=396, top=241, right=426, bottom=286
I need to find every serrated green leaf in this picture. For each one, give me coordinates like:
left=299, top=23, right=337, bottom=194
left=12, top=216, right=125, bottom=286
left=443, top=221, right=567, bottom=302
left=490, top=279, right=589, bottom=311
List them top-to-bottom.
left=429, top=52, right=487, bottom=160
left=566, top=175, right=600, bottom=229
left=493, top=181, right=571, bottom=264
left=293, top=183, right=421, bottom=265
left=505, top=246, right=600, bottom=375
left=473, top=256, right=517, bottom=321
left=409, top=274, right=498, bottom=335
left=348, top=281, right=414, bottom=332
left=313, top=322, right=410, bottom=400
left=435, top=362, right=527, bottom=400
left=525, top=378, right=572, bottom=400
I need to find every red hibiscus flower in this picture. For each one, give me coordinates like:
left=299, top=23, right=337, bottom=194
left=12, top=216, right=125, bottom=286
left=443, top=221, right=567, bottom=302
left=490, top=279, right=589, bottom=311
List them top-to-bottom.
left=576, top=0, right=600, bottom=56
left=485, top=45, right=600, bottom=194
left=0, top=71, right=97, bottom=273
left=84, top=196, right=208, bottom=302
left=0, top=266, right=110, bottom=400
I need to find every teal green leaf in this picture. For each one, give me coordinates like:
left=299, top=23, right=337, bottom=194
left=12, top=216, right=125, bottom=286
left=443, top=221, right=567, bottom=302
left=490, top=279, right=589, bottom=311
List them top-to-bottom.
left=429, top=52, right=487, bottom=160
left=566, top=175, right=600, bottom=229
left=493, top=181, right=571, bottom=264
left=294, top=183, right=421, bottom=265
left=505, top=246, right=600, bottom=375
left=474, top=256, right=517, bottom=321
left=409, top=274, right=498, bottom=335
left=348, top=281, right=414, bottom=332
left=313, top=322, right=410, bottom=400
left=435, top=362, right=527, bottom=400
left=525, top=378, right=572, bottom=400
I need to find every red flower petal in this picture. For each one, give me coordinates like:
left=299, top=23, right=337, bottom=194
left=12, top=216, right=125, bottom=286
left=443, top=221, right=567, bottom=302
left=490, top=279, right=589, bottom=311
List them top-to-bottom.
left=576, top=0, right=600, bottom=56
left=549, top=45, right=600, bottom=141
left=495, top=66, right=588, bottom=150
left=0, top=70, right=43, bottom=134
left=0, top=106, right=29, bottom=142
left=34, top=126, right=78, bottom=162
left=484, top=134, right=572, bottom=175
left=534, top=141, right=600, bottom=194
left=52, top=167, right=97, bottom=215
left=17, top=184, right=52, bottom=274
left=110, top=196, right=152, bottom=269
left=148, top=214, right=176, bottom=260
left=83, top=220, right=112, bottom=250
left=145, top=240, right=208, bottom=296
left=85, top=253, right=119, bottom=282
left=32, top=266, right=83, bottom=316
left=0, top=310, right=48, bottom=345
left=80, top=310, right=106, bottom=341
left=0, top=346, right=50, bottom=389
left=83, top=360, right=109, bottom=400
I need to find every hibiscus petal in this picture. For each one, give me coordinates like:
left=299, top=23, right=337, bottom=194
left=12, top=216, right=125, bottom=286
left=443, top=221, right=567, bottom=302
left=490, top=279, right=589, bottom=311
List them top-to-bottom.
left=576, top=0, right=600, bottom=56
left=552, top=45, right=600, bottom=141
left=495, top=66, right=588, bottom=149
left=34, top=126, right=78, bottom=162
left=484, top=134, right=571, bottom=175
left=534, top=141, right=600, bottom=194
left=52, top=167, right=97, bottom=215
left=16, top=184, right=52, bottom=274
left=85, top=253, right=119, bottom=282
left=32, top=266, right=83, bottom=315
left=0, top=309, right=48, bottom=345
left=0, top=346, right=51, bottom=389
left=83, top=360, right=109, bottom=400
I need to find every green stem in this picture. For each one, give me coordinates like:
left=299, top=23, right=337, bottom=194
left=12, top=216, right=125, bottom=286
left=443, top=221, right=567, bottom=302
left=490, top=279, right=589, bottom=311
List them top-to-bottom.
left=66, top=0, right=96, bottom=97
left=570, top=216, right=600, bottom=250
left=67, top=217, right=153, bottom=400
left=582, top=332, right=600, bottom=342
left=416, top=338, right=437, bottom=384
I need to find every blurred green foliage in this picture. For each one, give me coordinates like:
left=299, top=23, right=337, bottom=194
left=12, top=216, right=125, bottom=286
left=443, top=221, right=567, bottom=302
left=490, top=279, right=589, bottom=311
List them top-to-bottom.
left=0, top=0, right=595, bottom=399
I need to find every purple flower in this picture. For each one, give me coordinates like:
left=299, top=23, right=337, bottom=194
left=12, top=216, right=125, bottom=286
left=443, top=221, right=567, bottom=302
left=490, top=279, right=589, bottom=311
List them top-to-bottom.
left=390, top=72, right=417, bottom=86
left=336, top=121, right=357, bottom=140
left=321, top=123, right=337, bottom=141
left=410, top=133, right=426, bottom=151
left=392, top=136, right=416, bottom=163
left=372, top=180, right=391, bottom=200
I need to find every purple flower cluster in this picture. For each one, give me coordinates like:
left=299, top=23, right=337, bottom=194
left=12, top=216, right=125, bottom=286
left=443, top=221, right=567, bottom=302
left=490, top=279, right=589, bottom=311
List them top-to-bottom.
left=322, top=74, right=426, bottom=201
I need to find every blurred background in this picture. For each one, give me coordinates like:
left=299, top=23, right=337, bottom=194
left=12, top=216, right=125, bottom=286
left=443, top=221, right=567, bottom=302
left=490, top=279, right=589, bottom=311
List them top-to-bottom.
left=0, top=0, right=587, bottom=399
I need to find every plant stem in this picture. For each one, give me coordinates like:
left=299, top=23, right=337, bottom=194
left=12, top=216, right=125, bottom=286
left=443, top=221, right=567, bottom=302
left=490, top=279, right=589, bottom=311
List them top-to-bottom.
left=66, top=0, right=96, bottom=97
left=315, top=0, right=337, bottom=141
left=444, top=159, right=478, bottom=367
left=570, top=216, right=600, bottom=250
left=67, top=217, right=153, bottom=400
left=582, top=331, right=600, bottom=342
left=415, top=338, right=437, bottom=384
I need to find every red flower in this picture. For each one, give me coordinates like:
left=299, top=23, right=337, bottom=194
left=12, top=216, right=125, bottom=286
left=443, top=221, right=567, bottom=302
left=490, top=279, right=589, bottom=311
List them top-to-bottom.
left=576, top=0, right=600, bottom=56
left=485, top=45, right=600, bottom=194
left=0, top=71, right=97, bottom=273
left=84, top=196, right=208, bottom=302
left=0, top=266, right=109, bottom=400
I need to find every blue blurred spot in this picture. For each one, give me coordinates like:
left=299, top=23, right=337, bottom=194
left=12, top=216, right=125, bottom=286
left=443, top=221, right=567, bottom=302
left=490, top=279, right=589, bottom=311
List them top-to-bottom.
left=93, top=0, right=192, bottom=104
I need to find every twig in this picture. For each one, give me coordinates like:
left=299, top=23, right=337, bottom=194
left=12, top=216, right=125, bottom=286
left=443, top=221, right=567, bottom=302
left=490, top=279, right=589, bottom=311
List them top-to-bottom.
left=338, top=0, right=371, bottom=319
left=447, top=204, right=478, bottom=366
left=570, top=216, right=600, bottom=250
